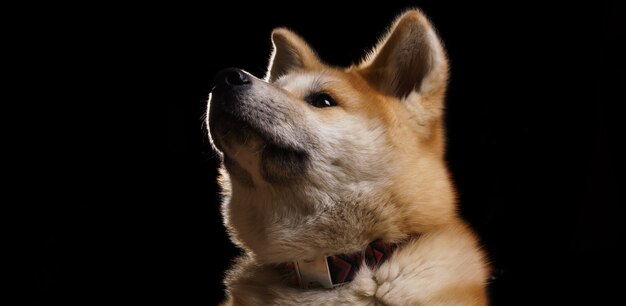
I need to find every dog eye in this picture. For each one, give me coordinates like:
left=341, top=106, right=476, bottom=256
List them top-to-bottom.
left=305, top=93, right=337, bottom=108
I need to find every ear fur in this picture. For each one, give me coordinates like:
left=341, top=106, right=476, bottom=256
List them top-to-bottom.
left=358, top=9, right=449, bottom=100
left=265, top=28, right=322, bottom=82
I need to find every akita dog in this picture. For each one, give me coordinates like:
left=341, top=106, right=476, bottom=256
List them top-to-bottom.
left=207, top=9, right=490, bottom=305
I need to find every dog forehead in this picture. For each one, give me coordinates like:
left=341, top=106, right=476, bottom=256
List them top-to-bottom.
left=276, top=72, right=337, bottom=95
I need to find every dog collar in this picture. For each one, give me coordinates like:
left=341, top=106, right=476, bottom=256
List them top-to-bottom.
left=278, top=239, right=397, bottom=289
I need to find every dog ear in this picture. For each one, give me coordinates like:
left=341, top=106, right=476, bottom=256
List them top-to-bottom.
left=358, top=9, right=448, bottom=101
left=265, top=28, right=321, bottom=82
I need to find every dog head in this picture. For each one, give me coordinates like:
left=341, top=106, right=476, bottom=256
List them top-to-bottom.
left=207, top=9, right=455, bottom=263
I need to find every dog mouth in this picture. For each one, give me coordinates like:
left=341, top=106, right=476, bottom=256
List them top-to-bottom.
left=208, top=94, right=311, bottom=185
left=209, top=102, right=280, bottom=152
left=209, top=109, right=261, bottom=148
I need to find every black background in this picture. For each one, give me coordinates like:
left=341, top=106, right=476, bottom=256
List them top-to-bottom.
left=30, top=1, right=624, bottom=305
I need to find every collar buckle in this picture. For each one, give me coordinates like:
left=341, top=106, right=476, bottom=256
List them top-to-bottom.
left=285, top=239, right=398, bottom=289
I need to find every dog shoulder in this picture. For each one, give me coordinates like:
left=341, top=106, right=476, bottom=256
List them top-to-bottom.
left=371, top=222, right=490, bottom=305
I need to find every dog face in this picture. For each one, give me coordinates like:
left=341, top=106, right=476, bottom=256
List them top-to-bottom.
left=207, top=10, right=455, bottom=263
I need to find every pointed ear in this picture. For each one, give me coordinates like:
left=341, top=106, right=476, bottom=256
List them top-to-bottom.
left=358, top=9, right=448, bottom=99
left=264, top=28, right=321, bottom=82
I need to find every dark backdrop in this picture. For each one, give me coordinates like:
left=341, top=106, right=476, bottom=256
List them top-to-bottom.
left=30, top=1, right=624, bottom=305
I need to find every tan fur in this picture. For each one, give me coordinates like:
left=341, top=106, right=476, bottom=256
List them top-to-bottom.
left=207, top=8, right=490, bottom=305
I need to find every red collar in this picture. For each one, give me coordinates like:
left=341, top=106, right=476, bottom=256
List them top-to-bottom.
left=278, top=239, right=398, bottom=289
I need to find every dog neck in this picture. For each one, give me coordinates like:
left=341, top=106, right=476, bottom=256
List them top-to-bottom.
left=278, top=239, right=398, bottom=289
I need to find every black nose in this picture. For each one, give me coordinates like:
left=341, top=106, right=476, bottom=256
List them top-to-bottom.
left=214, top=68, right=251, bottom=88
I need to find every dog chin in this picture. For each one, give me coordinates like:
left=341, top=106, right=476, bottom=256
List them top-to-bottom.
left=210, top=110, right=310, bottom=187
left=209, top=111, right=263, bottom=151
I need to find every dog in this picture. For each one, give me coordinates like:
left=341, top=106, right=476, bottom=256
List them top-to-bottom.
left=206, top=9, right=490, bottom=305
